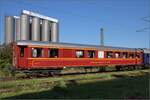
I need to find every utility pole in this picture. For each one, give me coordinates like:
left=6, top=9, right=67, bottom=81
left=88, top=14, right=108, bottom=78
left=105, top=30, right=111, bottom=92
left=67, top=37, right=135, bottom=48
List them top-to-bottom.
left=136, top=16, right=150, bottom=32
left=136, top=16, right=150, bottom=49
left=100, top=28, right=104, bottom=46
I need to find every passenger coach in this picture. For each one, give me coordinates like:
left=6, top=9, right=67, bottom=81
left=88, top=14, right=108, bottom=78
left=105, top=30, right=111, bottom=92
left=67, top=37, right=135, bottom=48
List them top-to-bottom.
left=12, top=41, right=143, bottom=73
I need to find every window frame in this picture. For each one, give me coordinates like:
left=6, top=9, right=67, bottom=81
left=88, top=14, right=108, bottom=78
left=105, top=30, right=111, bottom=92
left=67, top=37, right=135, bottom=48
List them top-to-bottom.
left=20, top=47, right=25, bottom=57
left=31, top=48, right=44, bottom=58
left=48, top=48, right=59, bottom=58
left=76, top=50, right=84, bottom=58
left=87, top=50, right=95, bottom=58
left=106, top=51, right=113, bottom=58
left=114, top=52, right=121, bottom=58
left=122, top=52, right=128, bottom=58
left=129, top=52, right=134, bottom=59
left=136, top=53, right=140, bottom=59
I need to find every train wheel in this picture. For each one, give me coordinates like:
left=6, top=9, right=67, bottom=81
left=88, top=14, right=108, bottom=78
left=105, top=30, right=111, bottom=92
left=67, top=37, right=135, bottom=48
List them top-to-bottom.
left=136, top=65, right=141, bottom=70
left=141, top=65, right=148, bottom=69
left=98, top=66, right=106, bottom=72
left=115, top=66, right=121, bottom=71
left=120, top=66, right=124, bottom=71
left=124, top=66, right=129, bottom=71
left=129, top=66, right=132, bottom=71
left=133, top=66, right=136, bottom=70
left=134, top=66, right=138, bottom=70
left=10, top=67, right=16, bottom=77
left=84, top=67, right=90, bottom=73
left=49, top=70, right=61, bottom=77
left=50, top=72, right=55, bottom=76
left=25, top=73, right=32, bottom=78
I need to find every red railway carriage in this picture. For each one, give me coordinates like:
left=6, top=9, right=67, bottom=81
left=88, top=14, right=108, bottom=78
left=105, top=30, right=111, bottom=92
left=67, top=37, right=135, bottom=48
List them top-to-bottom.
left=12, top=40, right=143, bottom=71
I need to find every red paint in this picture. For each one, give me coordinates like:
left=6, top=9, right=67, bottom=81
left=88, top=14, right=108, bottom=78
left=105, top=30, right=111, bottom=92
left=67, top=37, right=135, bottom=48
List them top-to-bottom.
left=12, top=43, right=144, bottom=70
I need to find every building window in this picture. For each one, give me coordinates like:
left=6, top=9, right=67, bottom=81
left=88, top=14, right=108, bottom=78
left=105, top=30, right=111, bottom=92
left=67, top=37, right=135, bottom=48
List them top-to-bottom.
left=20, top=47, right=24, bottom=57
left=32, top=48, right=43, bottom=58
left=49, top=48, right=59, bottom=58
left=76, top=50, right=84, bottom=58
left=88, top=50, right=95, bottom=58
left=106, top=51, right=113, bottom=58
left=129, top=53, right=134, bottom=59
left=136, top=53, right=140, bottom=58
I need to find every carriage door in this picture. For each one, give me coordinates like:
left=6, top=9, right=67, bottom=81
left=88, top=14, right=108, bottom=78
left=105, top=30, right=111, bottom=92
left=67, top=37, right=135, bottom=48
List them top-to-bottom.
left=18, top=46, right=28, bottom=68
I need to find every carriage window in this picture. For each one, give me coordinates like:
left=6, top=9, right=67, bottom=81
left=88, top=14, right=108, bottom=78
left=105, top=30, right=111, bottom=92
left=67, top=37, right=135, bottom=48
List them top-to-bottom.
left=20, top=47, right=24, bottom=57
left=32, top=48, right=43, bottom=58
left=49, top=48, right=59, bottom=58
left=76, top=50, right=84, bottom=58
left=88, top=50, right=95, bottom=58
left=106, top=51, right=113, bottom=58
left=115, top=52, right=121, bottom=58
left=123, top=52, right=128, bottom=58
left=129, top=53, right=134, bottom=59
left=136, top=53, right=140, bottom=58
left=147, top=54, right=149, bottom=58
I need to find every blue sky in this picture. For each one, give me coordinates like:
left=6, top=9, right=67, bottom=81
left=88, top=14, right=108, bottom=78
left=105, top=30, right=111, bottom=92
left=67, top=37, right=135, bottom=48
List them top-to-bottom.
left=0, top=0, right=149, bottom=48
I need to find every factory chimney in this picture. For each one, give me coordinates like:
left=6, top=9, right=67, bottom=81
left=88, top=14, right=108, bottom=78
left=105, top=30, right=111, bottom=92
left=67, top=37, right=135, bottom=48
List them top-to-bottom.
left=100, top=28, right=104, bottom=46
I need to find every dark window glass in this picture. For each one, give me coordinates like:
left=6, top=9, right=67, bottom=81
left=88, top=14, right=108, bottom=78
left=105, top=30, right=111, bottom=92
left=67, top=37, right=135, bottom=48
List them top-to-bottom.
left=20, top=47, right=24, bottom=57
left=32, top=48, right=43, bottom=58
left=49, top=48, right=59, bottom=58
left=76, top=50, right=84, bottom=58
left=88, top=50, right=95, bottom=58
left=106, top=51, right=113, bottom=58
left=123, top=52, right=128, bottom=58
left=129, top=53, right=134, bottom=59
left=136, top=53, right=140, bottom=58
left=147, top=54, right=149, bottom=58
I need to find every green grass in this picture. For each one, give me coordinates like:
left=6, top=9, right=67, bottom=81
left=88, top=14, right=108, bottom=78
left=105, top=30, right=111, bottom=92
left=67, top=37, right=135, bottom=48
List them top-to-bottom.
left=0, top=69, right=149, bottom=99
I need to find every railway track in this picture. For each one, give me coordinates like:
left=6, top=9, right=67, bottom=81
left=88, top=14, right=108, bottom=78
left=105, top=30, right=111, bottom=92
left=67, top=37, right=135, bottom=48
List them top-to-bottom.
left=0, top=67, right=149, bottom=82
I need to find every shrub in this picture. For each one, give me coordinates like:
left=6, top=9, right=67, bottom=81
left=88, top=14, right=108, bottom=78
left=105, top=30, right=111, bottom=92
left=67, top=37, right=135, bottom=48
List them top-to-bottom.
left=0, top=45, right=12, bottom=76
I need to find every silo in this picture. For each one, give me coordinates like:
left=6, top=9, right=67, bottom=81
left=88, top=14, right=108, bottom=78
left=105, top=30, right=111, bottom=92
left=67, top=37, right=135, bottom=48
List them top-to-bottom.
left=20, top=14, right=29, bottom=40
left=5, top=16, right=14, bottom=45
left=32, top=17, right=40, bottom=41
left=15, top=18, right=20, bottom=41
left=41, top=20, right=50, bottom=41
left=51, top=22, right=59, bottom=42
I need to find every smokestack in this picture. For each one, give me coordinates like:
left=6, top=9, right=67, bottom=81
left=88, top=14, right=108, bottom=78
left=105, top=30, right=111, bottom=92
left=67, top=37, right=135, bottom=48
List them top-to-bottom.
left=100, top=28, right=104, bottom=46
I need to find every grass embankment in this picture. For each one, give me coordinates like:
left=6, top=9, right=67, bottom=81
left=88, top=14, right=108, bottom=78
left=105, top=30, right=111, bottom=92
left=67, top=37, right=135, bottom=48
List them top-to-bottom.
left=0, top=46, right=12, bottom=77
left=0, top=69, right=149, bottom=99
